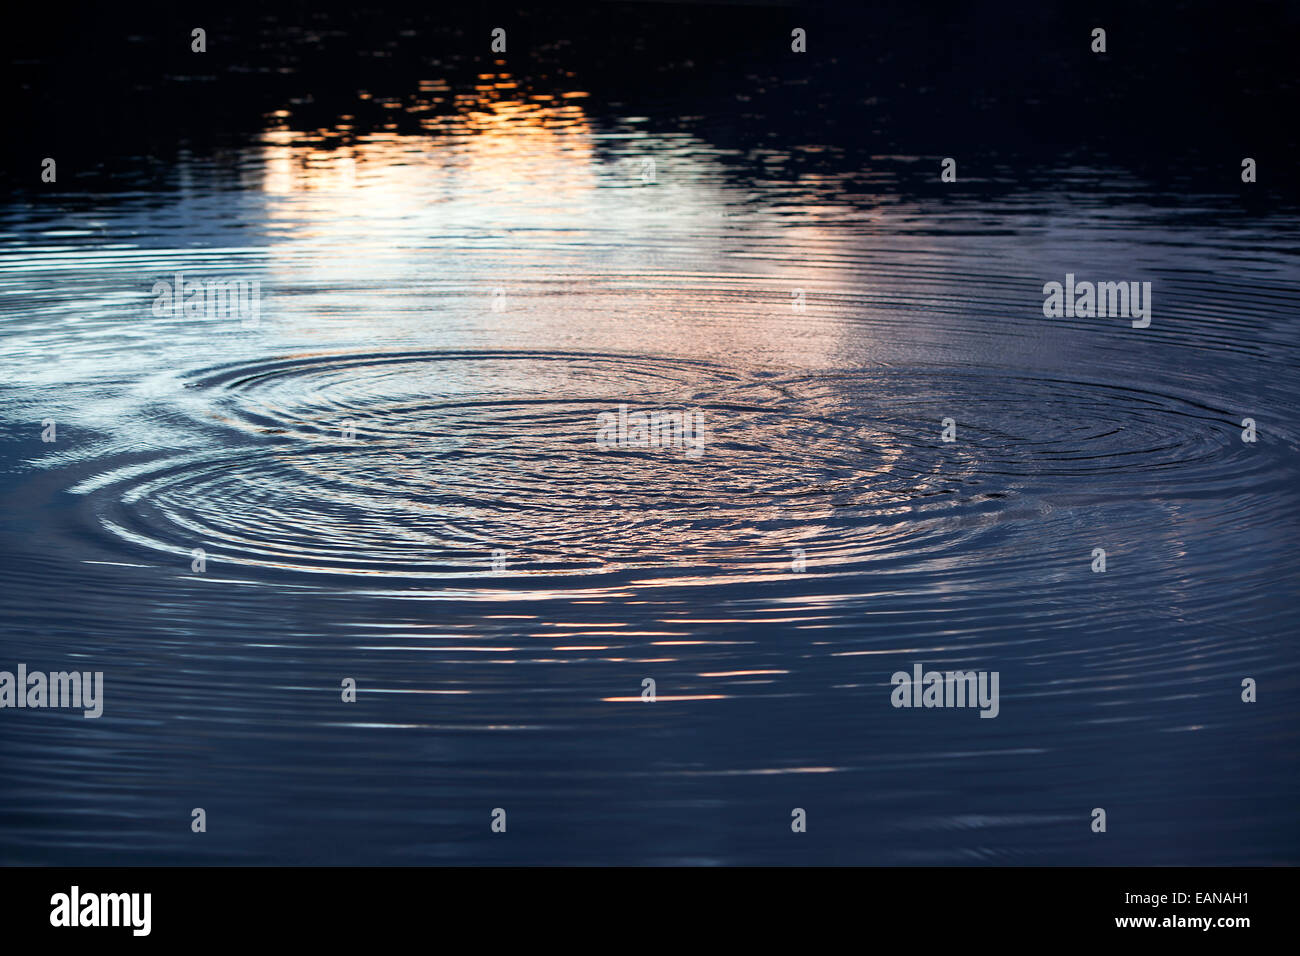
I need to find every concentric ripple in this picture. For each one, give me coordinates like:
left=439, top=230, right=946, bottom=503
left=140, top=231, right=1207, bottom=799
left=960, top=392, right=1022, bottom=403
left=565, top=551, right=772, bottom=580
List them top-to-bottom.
left=68, top=350, right=1288, bottom=587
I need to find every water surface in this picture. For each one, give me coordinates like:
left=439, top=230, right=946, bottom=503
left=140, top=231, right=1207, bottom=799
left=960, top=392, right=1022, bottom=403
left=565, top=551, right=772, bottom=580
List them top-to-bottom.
left=2, top=9, right=1298, bottom=865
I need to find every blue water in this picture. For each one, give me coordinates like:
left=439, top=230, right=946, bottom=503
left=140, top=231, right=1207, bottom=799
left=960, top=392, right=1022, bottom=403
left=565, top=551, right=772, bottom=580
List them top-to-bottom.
left=1, top=88, right=1298, bottom=864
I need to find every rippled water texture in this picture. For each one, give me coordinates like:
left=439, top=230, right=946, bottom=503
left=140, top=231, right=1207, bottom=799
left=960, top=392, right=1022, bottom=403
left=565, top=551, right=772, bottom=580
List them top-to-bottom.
left=2, top=72, right=1299, bottom=864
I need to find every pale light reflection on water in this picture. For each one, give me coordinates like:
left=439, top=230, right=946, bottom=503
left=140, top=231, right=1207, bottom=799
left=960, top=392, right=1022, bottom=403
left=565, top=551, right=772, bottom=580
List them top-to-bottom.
left=1, top=77, right=1298, bottom=865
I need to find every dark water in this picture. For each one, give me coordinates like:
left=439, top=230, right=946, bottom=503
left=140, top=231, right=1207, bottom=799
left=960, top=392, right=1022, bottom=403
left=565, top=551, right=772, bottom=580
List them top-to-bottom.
left=2, top=3, right=1298, bottom=865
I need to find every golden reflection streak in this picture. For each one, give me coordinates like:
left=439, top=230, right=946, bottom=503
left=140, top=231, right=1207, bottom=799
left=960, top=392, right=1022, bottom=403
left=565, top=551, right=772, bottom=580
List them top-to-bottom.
left=258, top=75, right=597, bottom=203
left=602, top=695, right=727, bottom=702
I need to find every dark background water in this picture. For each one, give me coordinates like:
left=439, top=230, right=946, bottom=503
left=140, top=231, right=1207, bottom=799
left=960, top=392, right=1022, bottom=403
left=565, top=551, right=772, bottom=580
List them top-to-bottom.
left=1, top=1, right=1298, bottom=864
